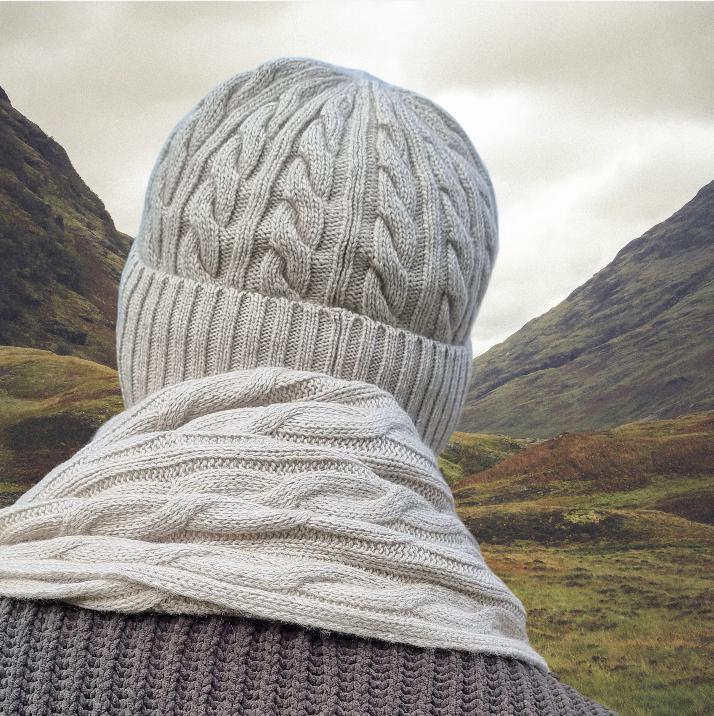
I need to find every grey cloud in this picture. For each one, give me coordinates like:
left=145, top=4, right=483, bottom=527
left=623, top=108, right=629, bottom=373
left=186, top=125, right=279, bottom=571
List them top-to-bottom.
left=415, top=2, right=714, bottom=120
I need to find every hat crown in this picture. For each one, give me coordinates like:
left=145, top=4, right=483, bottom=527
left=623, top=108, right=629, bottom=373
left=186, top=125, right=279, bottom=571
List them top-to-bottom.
left=137, top=57, right=497, bottom=345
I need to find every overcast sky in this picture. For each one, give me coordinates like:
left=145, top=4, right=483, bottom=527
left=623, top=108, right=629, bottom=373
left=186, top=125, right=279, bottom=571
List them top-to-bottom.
left=2, top=1, right=713, bottom=355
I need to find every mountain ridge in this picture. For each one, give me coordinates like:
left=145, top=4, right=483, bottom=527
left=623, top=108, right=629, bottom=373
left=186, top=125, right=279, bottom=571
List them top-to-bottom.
left=0, top=85, right=132, bottom=366
left=460, top=181, right=714, bottom=438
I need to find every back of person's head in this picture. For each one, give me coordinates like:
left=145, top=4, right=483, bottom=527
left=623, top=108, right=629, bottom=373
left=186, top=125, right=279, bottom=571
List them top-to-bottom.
left=117, top=56, right=498, bottom=453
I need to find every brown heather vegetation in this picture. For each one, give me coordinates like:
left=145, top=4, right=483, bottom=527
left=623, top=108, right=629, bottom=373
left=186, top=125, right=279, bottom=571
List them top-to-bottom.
left=447, top=417, right=714, bottom=715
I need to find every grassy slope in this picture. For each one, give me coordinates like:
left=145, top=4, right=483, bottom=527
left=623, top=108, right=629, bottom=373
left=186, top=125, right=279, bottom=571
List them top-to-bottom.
left=0, top=88, right=131, bottom=367
left=459, top=181, right=714, bottom=439
left=0, top=346, right=123, bottom=504
left=447, top=414, right=714, bottom=715
left=438, top=431, right=533, bottom=486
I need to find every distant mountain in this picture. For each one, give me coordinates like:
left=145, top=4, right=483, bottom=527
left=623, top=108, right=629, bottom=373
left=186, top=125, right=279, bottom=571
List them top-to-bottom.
left=0, top=86, right=131, bottom=366
left=459, top=182, right=714, bottom=438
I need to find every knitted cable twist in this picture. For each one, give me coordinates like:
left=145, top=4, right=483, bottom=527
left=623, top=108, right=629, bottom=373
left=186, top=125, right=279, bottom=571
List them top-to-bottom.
left=129, top=58, right=497, bottom=345
left=146, top=64, right=332, bottom=279
left=361, top=87, right=417, bottom=325
left=259, top=89, right=353, bottom=299
left=407, top=93, right=499, bottom=339
left=171, top=94, right=277, bottom=280
left=180, top=105, right=271, bottom=281
left=432, top=138, right=476, bottom=342
left=0, top=367, right=545, bottom=671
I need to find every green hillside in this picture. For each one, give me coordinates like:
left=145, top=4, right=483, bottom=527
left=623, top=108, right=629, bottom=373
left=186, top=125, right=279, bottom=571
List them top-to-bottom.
left=0, top=86, right=131, bottom=366
left=459, top=182, right=714, bottom=438
left=0, top=346, right=122, bottom=504
left=447, top=415, right=714, bottom=716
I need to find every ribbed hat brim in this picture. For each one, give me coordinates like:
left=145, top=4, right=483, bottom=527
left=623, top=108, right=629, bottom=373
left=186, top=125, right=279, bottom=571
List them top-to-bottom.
left=117, top=247, right=473, bottom=454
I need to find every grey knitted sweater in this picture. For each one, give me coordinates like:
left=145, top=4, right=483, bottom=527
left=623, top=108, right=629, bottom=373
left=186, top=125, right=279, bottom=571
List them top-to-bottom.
left=0, top=597, right=615, bottom=715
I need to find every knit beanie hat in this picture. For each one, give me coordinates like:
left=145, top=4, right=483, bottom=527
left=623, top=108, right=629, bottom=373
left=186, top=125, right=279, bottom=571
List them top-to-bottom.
left=116, top=56, right=497, bottom=455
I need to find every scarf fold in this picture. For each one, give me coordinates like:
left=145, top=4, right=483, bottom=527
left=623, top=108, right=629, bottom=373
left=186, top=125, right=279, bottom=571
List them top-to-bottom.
left=0, top=367, right=547, bottom=671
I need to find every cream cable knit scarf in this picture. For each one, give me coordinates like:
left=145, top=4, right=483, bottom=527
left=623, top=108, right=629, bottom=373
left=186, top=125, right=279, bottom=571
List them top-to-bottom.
left=0, top=367, right=546, bottom=671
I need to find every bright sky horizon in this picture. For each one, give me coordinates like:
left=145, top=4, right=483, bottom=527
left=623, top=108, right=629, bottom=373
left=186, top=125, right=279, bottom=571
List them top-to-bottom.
left=2, top=2, right=713, bottom=356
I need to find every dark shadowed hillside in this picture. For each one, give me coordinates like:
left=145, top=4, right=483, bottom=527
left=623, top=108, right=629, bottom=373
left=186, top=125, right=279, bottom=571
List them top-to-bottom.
left=0, top=86, right=131, bottom=366
left=459, top=182, right=714, bottom=438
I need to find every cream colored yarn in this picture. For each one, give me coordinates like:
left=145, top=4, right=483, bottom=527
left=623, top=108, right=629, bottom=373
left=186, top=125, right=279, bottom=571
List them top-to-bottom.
left=0, top=59, right=549, bottom=673
left=0, top=368, right=546, bottom=671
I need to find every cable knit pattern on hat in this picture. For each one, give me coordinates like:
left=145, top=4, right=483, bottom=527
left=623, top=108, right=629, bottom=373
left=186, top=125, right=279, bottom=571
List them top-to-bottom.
left=117, top=57, right=498, bottom=454
left=0, top=367, right=545, bottom=672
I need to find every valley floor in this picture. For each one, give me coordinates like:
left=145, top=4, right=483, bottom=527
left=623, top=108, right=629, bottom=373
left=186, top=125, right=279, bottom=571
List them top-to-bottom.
left=1, top=348, right=712, bottom=715
left=481, top=541, right=713, bottom=716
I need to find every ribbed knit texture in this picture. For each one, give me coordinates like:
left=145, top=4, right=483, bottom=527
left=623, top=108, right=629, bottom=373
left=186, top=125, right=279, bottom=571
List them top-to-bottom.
left=117, top=57, right=498, bottom=455
left=118, top=246, right=473, bottom=453
left=0, top=367, right=545, bottom=670
left=0, top=598, right=616, bottom=715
